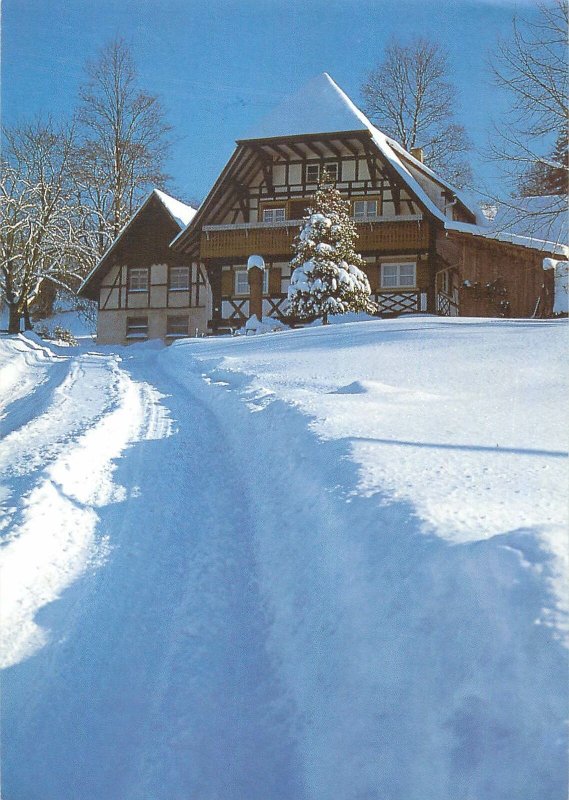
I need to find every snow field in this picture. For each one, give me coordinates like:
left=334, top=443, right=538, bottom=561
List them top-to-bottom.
left=161, top=315, right=568, bottom=799
left=1, top=316, right=568, bottom=799
left=0, top=337, right=154, bottom=667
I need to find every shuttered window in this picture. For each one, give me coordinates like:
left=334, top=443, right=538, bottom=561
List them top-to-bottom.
left=235, top=269, right=269, bottom=296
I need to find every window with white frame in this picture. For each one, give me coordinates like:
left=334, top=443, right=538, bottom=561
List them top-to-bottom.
left=306, top=163, right=320, bottom=183
left=353, top=199, right=378, bottom=219
left=262, top=207, right=286, bottom=223
left=381, top=263, right=416, bottom=289
left=169, top=266, right=190, bottom=290
left=128, top=268, right=149, bottom=292
left=235, top=269, right=269, bottom=295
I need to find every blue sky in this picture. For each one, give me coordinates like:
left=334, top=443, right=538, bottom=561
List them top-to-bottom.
left=2, top=0, right=541, bottom=204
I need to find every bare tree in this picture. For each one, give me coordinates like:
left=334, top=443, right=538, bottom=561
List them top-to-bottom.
left=490, top=0, right=568, bottom=221
left=361, top=37, right=472, bottom=187
left=74, top=38, right=172, bottom=245
left=1, top=120, right=95, bottom=334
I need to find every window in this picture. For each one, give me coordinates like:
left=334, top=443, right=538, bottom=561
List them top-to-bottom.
left=306, top=163, right=339, bottom=183
left=324, top=163, right=339, bottom=182
left=306, top=164, right=320, bottom=183
left=353, top=200, right=378, bottom=220
left=262, top=207, right=286, bottom=223
left=381, top=263, right=416, bottom=289
left=169, top=266, right=190, bottom=290
left=128, top=268, right=148, bottom=292
left=235, top=269, right=269, bottom=295
left=166, top=316, right=188, bottom=338
left=126, top=317, right=148, bottom=339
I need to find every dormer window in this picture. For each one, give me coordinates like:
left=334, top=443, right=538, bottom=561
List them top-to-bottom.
left=263, top=207, right=286, bottom=223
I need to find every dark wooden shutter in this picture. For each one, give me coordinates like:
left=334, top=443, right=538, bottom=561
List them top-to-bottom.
left=289, top=200, right=309, bottom=219
left=269, top=268, right=281, bottom=294
left=221, top=270, right=234, bottom=297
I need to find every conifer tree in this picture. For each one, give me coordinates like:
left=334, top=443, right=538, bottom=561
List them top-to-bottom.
left=287, top=176, right=376, bottom=324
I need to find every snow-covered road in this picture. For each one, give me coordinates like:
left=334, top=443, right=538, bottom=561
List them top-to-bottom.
left=1, top=319, right=567, bottom=800
left=2, top=337, right=300, bottom=798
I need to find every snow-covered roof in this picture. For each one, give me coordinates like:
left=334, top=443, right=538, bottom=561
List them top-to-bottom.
left=174, top=73, right=565, bottom=257
left=243, top=73, right=480, bottom=226
left=244, top=73, right=370, bottom=140
left=78, top=189, right=197, bottom=299
left=154, top=189, right=197, bottom=229
left=489, top=195, right=568, bottom=248
left=444, top=219, right=568, bottom=257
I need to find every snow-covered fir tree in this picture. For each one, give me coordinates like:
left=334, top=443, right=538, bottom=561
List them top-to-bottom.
left=287, top=175, right=376, bottom=324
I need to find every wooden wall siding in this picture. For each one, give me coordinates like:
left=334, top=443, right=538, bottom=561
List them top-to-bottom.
left=200, top=219, right=429, bottom=260
left=440, top=232, right=550, bottom=317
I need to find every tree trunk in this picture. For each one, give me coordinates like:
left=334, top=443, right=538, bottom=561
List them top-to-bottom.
left=23, top=301, right=33, bottom=330
left=8, top=304, right=21, bottom=334
left=322, top=311, right=329, bottom=325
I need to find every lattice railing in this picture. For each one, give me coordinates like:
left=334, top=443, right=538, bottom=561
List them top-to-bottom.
left=372, top=291, right=421, bottom=314
left=437, top=291, right=459, bottom=317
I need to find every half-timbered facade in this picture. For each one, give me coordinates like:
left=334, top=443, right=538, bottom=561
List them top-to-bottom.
left=172, top=73, right=564, bottom=331
left=81, top=74, right=567, bottom=342
left=79, top=190, right=209, bottom=344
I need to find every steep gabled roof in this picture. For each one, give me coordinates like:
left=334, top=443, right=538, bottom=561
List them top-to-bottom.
left=243, top=72, right=371, bottom=139
left=244, top=72, right=480, bottom=224
left=172, top=73, right=566, bottom=257
left=78, top=190, right=197, bottom=299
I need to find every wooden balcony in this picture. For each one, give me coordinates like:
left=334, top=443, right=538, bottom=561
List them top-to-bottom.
left=200, top=215, right=429, bottom=260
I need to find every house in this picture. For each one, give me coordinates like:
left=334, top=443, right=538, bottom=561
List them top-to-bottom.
left=80, top=74, right=567, bottom=342
left=78, top=189, right=207, bottom=344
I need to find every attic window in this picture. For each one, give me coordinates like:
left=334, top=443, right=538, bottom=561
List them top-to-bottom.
left=306, top=163, right=339, bottom=184
left=128, top=268, right=149, bottom=292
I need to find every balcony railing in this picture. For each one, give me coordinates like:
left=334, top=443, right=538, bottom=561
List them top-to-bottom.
left=201, top=215, right=428, bottom=259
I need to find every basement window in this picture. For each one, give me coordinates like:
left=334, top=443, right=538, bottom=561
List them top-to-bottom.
left=381, top=263, right=416, bottom=289
left=128, top=268, right=149, bottom=292
left=166, top=316, right=189, bottom=338
left=126, top=317, right=148, bottom=340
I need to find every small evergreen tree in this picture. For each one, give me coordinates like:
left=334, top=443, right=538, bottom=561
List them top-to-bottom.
left=287, top=176, right=376, bottom=324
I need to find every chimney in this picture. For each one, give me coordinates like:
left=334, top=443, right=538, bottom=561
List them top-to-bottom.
left=410, top=147, right=424, bottom=163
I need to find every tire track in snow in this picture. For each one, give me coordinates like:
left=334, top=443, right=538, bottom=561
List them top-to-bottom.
left=0, top=352, right=124, bottom=480
left=2, top=352, right=302, bottom=800
left=0, top=354, right=151, bottom=669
